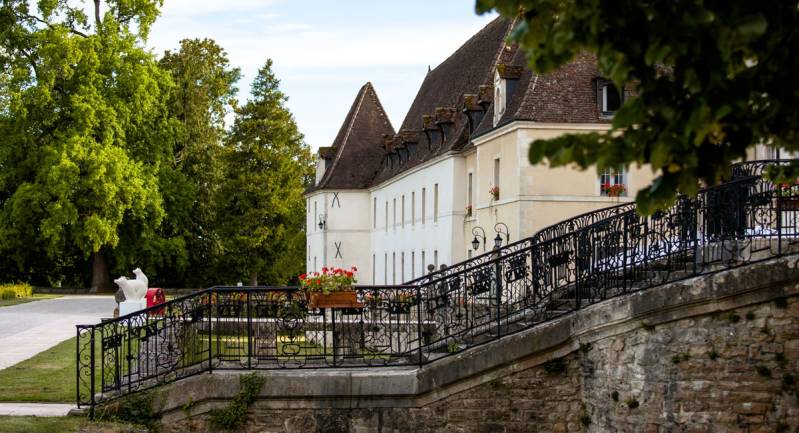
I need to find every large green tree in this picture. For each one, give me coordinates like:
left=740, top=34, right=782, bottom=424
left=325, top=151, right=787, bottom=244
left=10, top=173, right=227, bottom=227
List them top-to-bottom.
left=0, top=0, right=172, bottom=290
left=477, top=1, right=799, bottom=213
left=112, top=38, right=241, bottom=287
left=217, top=60, right=313, bottom=286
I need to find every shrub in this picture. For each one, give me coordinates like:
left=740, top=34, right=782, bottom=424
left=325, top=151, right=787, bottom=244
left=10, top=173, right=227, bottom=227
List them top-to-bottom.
left=0, top=283, right=33, bottom=298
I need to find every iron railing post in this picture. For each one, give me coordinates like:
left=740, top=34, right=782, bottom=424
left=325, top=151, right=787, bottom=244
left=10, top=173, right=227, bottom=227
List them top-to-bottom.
left=777, top=182, right=783, bottom=255
left=693, top=198, right=699, bottom=276
left=622, top=213, right=628, bottom=294
left=575, top=233, right=581, bottom=310
left=495, top=253, right=502, bottom=338
left=416, top=286, right=423, bottom=366
left=246, top=290, right=252, bottom=370
left=208, top=291, right=213, bottom=373
left=331, top=308, right=337, bottom=367
left=126, top=319, right=132, bottom=394
left=89, top=326, right=96, bottom=419
left=75, top=327, right=80, bottom=409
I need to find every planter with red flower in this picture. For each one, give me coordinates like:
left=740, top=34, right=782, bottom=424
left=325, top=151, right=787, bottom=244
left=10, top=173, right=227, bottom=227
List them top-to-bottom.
left=602, top=183, right=626, bottom=200
left=489, top=186, right=500, bottom=201
left=299, top=266, right=363, bottom=309
left=387, top=291, right=419, bottom=314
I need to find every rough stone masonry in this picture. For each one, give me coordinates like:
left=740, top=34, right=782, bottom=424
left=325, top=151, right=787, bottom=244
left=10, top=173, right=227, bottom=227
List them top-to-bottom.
left=153, top=254, right=799, bottom=433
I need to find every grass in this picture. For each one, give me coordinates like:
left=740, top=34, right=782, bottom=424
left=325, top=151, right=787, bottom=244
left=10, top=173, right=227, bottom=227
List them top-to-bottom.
left=0, top=294, right=61, bottom=307
left=0, top=337, right=91, bottom=403
left=0, top=416, right=145, bottom=433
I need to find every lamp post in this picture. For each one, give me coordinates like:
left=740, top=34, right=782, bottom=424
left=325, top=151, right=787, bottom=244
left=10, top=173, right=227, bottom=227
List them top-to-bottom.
left=317, top=213, right=327, bottom=231
left=494, top=222, right=510, bottom=249
left=471, top=226, right=487, bottom=252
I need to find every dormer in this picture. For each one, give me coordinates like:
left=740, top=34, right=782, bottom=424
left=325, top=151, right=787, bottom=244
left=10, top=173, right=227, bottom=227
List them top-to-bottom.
left=493, top=64, right=523, bottom=126
left=596, top=78, right=623, bottom=118
left=315, top=146, right=335, bottom=185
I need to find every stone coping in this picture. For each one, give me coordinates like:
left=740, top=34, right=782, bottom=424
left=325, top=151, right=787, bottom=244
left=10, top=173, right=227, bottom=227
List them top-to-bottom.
left=154, top=254, right=799, bottom=421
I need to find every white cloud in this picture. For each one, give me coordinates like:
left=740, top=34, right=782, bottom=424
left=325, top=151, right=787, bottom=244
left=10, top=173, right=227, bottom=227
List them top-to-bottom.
left=159, top=0, right=277, bottom=16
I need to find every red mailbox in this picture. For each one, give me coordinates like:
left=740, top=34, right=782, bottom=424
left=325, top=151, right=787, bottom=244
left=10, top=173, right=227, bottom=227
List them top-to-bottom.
left=146, top=288, right=166, bottom=316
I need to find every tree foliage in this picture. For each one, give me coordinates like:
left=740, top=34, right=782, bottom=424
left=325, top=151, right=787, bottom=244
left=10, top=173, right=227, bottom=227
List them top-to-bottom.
left=0, top=0, right=170, bottom=289
left=476, top=0, right=799, bottom=213
left=0, top=3, right=309, bottom=289
left=217, top=60, right=313, bottom=286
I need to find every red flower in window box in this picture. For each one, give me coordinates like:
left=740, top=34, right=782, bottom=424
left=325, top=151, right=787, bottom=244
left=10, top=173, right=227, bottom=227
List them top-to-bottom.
left=602, top=183, right=626, bottom=198
left=489, top=186, right=499, bottom=200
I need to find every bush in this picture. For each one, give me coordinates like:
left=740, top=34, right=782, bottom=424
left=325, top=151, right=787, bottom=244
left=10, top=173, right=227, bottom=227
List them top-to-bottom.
left=0, top=283, right=33, bottom=298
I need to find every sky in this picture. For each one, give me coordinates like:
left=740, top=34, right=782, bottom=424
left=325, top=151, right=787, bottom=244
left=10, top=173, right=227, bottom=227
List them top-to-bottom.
left=145, top=0, right=498, bottom=150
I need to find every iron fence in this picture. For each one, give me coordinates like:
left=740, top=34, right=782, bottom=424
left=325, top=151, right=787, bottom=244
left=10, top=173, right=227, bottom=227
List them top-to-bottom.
left=77, top=161, right=799, bottom=413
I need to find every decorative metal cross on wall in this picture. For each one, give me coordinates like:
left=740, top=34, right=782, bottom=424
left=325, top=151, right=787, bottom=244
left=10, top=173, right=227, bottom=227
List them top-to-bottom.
left=334, top=242, right=342, bottom=259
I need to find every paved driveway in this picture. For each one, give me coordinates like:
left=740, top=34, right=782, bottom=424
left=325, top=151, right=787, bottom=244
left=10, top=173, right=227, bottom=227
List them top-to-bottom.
left=0, top=295, right=115, bottom=370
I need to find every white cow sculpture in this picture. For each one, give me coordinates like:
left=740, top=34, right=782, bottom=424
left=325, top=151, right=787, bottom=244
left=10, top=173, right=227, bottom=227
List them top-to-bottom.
left=114, top=268, right=149, bottom=315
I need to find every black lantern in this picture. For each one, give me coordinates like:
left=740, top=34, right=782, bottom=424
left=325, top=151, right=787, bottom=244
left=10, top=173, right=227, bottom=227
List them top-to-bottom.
left=493, top=222, right=510, bottom=249
left=471, top=226, right=487, bottom=252
left=493, top=233, right=503, bottom=249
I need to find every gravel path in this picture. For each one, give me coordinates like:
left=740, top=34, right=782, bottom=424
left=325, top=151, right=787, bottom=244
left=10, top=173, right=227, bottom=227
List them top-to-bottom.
left=0, top=295, right=115, bottom=370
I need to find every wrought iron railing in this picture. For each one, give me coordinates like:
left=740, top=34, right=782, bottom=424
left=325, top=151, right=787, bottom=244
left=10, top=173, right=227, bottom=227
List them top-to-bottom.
left=77, top=161, right=799, bottom=413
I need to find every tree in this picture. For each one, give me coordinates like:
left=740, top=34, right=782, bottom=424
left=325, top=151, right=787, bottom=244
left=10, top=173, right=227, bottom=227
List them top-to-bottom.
left=0, top=0, right=171, bottom=290
left=476, top=1, right=799, bottom=213
left=114, top=38, right=241, bottom=287
left=217, top=60, right=313, bottom=286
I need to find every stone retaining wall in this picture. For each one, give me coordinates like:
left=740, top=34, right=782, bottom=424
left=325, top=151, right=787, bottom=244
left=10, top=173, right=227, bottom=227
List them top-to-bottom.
left=154, top=255, right=799, bottom=433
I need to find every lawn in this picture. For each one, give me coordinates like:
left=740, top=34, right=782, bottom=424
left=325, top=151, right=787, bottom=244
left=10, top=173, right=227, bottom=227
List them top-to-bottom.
left=0, top=294, right=61, bottom=307
left=0, top=337, right=84, bottom=403
left=0, top=416, right=146, bottom=433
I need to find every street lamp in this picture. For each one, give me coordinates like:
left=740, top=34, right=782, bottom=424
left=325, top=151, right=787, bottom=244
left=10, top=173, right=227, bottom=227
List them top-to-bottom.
left=317, top=214, right=327, bottom=230
left=493, top=222, right=509, bottom=249
left=471, top=226, right=487, bottom=252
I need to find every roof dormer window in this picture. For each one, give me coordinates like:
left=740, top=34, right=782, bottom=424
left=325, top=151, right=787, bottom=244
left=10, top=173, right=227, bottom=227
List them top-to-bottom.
left=493, top=70, right=506, bottom=126
left=599, top=80, right=622, bottom=117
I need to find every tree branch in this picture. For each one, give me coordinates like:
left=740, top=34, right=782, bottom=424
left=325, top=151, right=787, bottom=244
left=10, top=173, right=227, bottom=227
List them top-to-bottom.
left=94, top=0, right=101, bottom=28
left=13, top=10, right=88, bottom=38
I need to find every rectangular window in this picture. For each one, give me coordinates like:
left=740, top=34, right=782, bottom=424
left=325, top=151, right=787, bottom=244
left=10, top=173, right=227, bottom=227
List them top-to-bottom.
left=493, top=158, right=500, bottom=199
left=599, top=167, right=628, bottom=197
left=468, top=172, right=473, bottom=208
left=433, top=183, right=439, bottom=223
left=421, top=188, right=426, bottom=224
left=411, top=191, right=416, bottom=226
left=401, top=195, right=405, bottom=228
left=373, top=197, right=377, bottom=229
left=393, top=198, right=397, bottom=228
left=314, top=201, right=318, bottom=231
left=385, top=201, right=388, bottom=232
left=468, top=249, right=472, bottom=259
left=421, top=250, right=426, bottom=275
left=434, top=250, right=439, bottom=269
left=411, top=251, right=415, bottom=279
left=392, top=252, right=396, bottom=284
left=401, top=252, right=405, bottom=282
left=384, top=253, right=388, bottom=284
left=372, top=254, right=376, bottom=284
left=313, top=256, right=317, bottom=272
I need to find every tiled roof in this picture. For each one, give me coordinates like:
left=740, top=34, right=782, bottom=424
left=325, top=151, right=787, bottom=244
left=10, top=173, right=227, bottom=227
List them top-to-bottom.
left=311, top=17, right=614, bottom=193
left=370, top=17, right=516, bottom=185
left=310, top=82, right=394, bottom=191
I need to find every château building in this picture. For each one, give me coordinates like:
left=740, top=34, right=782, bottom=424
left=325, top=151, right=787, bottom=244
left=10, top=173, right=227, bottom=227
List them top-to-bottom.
left=304, top=17, right=659, bottom=283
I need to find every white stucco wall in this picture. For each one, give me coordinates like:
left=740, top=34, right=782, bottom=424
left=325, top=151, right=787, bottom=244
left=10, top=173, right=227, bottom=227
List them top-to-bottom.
left=368, top=155, right=461, bottom=284
left=306, top=190, right=372, bottom=284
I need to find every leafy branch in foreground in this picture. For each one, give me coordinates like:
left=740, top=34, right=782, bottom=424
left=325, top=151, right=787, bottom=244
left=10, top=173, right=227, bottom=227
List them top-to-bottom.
left=477, top=0, right=799, bottom=213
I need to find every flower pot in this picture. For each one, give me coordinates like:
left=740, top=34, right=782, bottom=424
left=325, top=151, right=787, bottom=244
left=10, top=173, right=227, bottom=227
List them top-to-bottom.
left=308, top=291, right=364, bottom=309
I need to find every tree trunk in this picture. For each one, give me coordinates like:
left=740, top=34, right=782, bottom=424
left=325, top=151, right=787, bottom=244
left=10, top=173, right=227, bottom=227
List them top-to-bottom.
left=94, top=0, right=101, bottom=27
left=91, top=251, right=112, bottom=293
left=249, top=270, right=258, bottom=287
